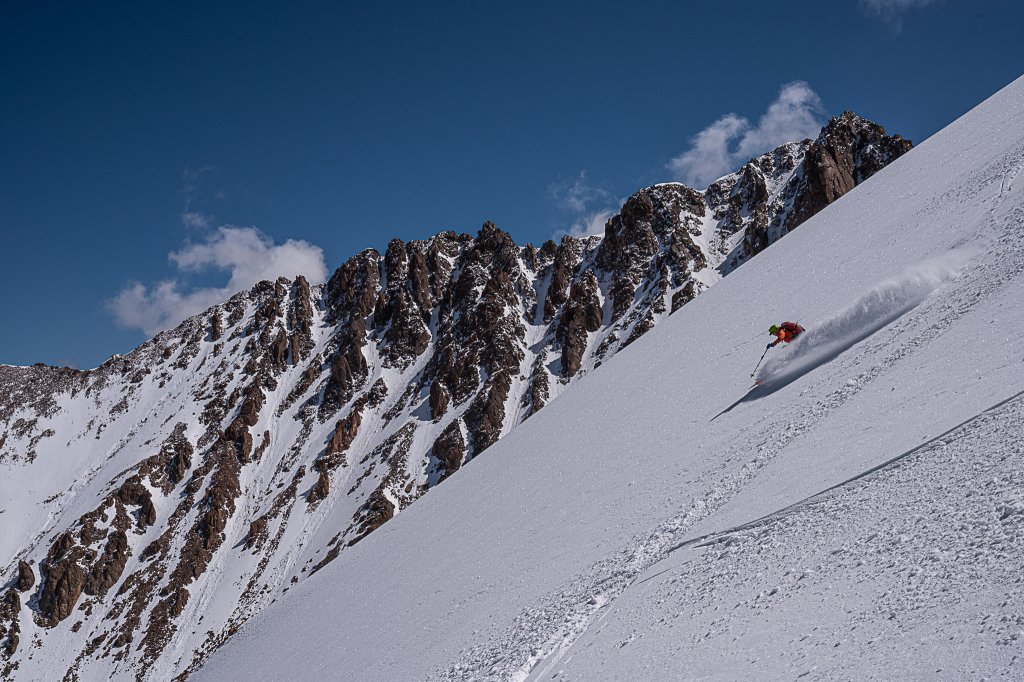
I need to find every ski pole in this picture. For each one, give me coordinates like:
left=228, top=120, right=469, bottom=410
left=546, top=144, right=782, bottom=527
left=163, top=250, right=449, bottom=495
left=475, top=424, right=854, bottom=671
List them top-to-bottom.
left=750, top=346, right=769, bottom=377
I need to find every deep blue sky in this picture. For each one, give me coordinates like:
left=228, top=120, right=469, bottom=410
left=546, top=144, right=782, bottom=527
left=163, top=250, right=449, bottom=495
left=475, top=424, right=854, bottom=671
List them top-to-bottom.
left=2, top=0, right=1022, bottom=368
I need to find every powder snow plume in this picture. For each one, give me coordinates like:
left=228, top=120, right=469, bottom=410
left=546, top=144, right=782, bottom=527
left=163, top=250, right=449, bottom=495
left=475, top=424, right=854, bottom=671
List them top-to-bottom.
left=756, top=249, right=975, bottom=386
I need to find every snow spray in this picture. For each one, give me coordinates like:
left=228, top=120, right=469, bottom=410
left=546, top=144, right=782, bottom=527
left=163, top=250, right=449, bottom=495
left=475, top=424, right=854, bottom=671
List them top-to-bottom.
left=755, top=248, right=976, bottom=386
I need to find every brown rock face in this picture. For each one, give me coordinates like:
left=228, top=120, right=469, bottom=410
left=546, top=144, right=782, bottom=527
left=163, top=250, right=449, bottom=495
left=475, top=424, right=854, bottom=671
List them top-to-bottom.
left=788, top=112, right=912, bottom=229
left=705, top=143, right=801, bottom=268
left=710, top=163, right=770, bottom=258
left=595, top=184, right=706, bottom=325
left=597, top=192, right=660, bottom=321
left=422, top=223, right=526, bottom=459
left=451, top=236, right=526, bottom=455
left=544, top=237, right=585, bottom=323
left=375, top=239, right=432, bottom=367
left=408, top=249, right=434, bottom=315
left=325, top=250, right=380, bottom=323
left=320, top=251, right=378, bottom=414
left=559, top=271, right=603, bottom=378
left=287, top=275, right=315, bottom=365
left=671, top=280, right=698, bottom=313
left=382, top=291, right=431, bottom=365
left=210, top=312, right=223, bottom=341
left=323, top=323, right=370, bottom=415
left=270, top=329, right=288, bottom=368
left=524, top=353, right=550, bottom=418
left=329, top=354, right=356, bottom=405
left=465, top=370, right=512, bottom=455
left=429, top=380, right=451, bottom=420
left=224, top=383, right=264, bottom=463
left=328, top=409, right=361, bottom=457
left=432, top=420, right=465, bottom=480
left=139, top=423, right=194, bottom=493
left=167, top=436, right=193, bottom=486
left=196, top=441, right=243, bottom=554
left=307, top=469, right=330, bottom=504
left=35, top=472, right=156, bottom=627
left=113, top=476, right=157, bottom=528
left=348, top=485, right=395, bottom=546
left=246, top=517, right=268, bottom=550
left=81, top=530, right=130, bottom=597
left=37, top=532, right=87, bottom=625
left=15, top=561, right=35, bottom=592
left=1, top=588, right=20, bottom=655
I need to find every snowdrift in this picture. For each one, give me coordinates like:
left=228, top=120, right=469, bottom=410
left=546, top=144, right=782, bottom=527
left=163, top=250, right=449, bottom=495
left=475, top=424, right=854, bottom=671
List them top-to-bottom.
left=754, top=250, right=972, bottom=390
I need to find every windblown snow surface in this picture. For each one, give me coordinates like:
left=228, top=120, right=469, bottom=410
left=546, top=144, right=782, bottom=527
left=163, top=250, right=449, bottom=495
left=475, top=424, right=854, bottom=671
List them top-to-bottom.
left=197, top=76, right=1024, bottom=681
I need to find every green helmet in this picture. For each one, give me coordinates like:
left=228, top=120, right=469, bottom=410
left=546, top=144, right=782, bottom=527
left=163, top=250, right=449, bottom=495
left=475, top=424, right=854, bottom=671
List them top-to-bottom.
left=768, top=324, right=779, bottom=334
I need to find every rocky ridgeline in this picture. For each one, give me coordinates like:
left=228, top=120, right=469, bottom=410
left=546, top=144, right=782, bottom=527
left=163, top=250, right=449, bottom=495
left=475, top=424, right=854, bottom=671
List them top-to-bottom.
left=0, top=113, right=910, bottom=680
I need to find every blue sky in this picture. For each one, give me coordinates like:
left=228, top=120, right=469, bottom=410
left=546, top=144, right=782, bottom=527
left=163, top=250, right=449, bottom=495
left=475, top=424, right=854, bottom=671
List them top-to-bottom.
left=2, top=0, right=1022, bottom=368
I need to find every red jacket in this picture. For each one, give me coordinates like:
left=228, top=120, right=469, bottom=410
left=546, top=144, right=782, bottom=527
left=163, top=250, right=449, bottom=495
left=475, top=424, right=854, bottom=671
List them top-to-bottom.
left=770, top=322, right=805, bottom=347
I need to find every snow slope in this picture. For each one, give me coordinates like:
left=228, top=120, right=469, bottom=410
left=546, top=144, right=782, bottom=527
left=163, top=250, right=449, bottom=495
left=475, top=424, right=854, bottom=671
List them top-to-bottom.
left=197, top=76, right=1024, bottom=681
left=0, top=114, right=908, bottom=679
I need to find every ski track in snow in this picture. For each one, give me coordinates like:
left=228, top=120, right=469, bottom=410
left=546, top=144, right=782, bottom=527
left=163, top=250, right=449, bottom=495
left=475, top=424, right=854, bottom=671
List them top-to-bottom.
left=430, top=149, right=1024, bottom=682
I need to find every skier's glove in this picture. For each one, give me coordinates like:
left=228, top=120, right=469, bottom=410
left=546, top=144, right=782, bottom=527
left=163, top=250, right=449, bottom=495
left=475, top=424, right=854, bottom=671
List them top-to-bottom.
left=766, top=343, right=773, bottom=349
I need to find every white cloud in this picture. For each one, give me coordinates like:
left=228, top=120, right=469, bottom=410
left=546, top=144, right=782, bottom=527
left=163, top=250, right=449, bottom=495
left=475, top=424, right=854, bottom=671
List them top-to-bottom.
left=857, top=0, right=936, bottom=29
left=668, top=81, right=825, bottom=188
left=549, top=171, right=610, bottom=214
left=549, top=172, right=618, bottom=239
left=564, top=208, right=615, bottom=239
left=181, top=211, right=212, bottom=230
left=109, top=226, right=327, bottom=336
left=108, top=281, right=229, bottom=338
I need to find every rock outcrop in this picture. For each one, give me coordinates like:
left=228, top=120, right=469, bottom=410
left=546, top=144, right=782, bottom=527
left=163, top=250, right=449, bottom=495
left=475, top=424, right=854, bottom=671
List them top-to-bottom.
left=789, top=112, right=912, bottom=228
left=15, top=562, right=34, bottom=593
left=1, top=589, right=20, bottom=657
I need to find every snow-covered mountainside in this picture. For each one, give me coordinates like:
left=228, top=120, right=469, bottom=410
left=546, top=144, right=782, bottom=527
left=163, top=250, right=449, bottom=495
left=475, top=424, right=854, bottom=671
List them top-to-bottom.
left=192, top=78, right=1024, bottom=681
left=0, top=113, right=910, bottom=680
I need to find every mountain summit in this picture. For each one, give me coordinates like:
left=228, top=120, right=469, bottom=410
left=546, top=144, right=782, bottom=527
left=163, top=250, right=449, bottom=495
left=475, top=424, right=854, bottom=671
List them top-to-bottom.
left=0, top=112, right=911, bottom=679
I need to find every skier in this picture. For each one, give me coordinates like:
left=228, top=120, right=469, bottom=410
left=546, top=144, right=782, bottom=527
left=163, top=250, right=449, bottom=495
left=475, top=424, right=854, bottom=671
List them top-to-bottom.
left=767, top=322, right=805, bottom=349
